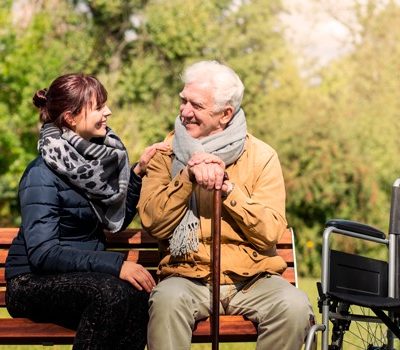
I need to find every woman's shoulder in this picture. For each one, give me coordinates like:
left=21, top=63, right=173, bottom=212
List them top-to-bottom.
left=20, top=156, right=60, bottom=188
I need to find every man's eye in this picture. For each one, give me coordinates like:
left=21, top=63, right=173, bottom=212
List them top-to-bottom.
left=193, top=104, right=202, bottom=110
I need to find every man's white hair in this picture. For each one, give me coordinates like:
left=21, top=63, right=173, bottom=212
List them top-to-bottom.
left=181, top=60, right=244, bottom=113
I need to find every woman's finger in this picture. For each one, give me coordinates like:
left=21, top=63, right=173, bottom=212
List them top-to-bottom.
left=128, top=277, right=143, bottom=291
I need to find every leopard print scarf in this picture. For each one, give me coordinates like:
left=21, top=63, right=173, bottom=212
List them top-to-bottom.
left=38, top=123, right=130, bottom=233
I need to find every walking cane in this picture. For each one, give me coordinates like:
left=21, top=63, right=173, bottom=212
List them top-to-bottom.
left=211, top=189, right=222, bottom=350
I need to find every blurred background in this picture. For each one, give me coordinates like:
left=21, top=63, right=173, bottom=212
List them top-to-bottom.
left=1, top=0, right=400, bottom=282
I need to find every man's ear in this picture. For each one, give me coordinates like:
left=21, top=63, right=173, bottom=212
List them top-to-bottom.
left=220, top=106, right=234, bottom=126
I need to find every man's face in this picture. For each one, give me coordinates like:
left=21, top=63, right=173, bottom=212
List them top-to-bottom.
left=179, top=83, right=226, bottom=139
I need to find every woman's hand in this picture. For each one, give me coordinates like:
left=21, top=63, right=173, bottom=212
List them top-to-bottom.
left=133, top=141, right=170, bottom=177
left=119, top=261, right=156, bottom=292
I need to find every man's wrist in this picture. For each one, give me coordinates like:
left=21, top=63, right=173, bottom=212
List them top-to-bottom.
left=186, top=165, right=196, bottom=183
left=225, top=182, right=235, bottom=197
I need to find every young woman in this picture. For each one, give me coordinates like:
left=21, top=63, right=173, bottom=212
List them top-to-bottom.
left=5, top=73, right=166, bottom=350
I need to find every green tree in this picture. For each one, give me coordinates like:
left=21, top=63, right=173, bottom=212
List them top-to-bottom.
left=287, top=0, right=400, bottom=275
left=0, top=1, right=93, bottom=224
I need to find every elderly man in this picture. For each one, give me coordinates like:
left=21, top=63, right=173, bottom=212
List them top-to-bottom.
left=138, top=60, right=313, bottom=350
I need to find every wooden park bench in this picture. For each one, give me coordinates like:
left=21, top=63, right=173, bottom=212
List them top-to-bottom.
left=0, top=226, right=297, bottom=345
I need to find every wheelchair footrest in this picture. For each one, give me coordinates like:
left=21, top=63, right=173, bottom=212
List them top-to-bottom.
left=329, top=291, right=400, bottom=310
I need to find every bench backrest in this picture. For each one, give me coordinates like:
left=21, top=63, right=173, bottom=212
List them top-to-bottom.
left=0, top=227, right=297, bottom=308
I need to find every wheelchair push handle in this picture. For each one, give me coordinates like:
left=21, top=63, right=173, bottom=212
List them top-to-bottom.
left=389, top=179, right=400, bottom=235
left=326, top=219, right=385, bottom=239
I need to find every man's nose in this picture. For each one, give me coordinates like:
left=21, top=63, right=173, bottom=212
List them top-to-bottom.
left=181, top=103, right=194, bottom=117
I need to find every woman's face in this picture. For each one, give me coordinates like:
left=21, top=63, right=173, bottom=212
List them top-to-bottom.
left=73, top=100, right=111, bottom=140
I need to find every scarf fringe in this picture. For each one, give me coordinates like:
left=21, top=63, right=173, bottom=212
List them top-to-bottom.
left=169, top=221, right=199, bottom=257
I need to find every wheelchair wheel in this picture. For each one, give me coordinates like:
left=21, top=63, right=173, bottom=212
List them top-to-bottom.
left=328, top=302, right=393, bottom=350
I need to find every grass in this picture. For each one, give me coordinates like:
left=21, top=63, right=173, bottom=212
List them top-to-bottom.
left=0, top=277, right=320, bottom=350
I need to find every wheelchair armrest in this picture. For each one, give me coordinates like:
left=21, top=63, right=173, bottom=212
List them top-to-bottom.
left=326, top=219, right=386, bottom=239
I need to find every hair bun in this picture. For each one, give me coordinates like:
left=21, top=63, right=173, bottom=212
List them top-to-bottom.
left=33, top=88, right=48, bottom=108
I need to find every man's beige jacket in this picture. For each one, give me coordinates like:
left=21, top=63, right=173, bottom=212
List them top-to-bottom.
left=138, top=133, right=288, bottom=284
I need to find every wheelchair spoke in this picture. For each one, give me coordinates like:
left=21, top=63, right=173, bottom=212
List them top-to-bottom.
left=329, top=304, right=390, bottom=349
left=351, top=307, right=386, bottom=346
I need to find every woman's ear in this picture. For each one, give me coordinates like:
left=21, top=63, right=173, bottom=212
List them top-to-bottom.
left=63, top=112, right=76, bottom=128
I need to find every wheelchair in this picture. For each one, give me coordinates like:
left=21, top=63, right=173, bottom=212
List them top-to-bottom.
left=305, top=179, right=400, bottom=350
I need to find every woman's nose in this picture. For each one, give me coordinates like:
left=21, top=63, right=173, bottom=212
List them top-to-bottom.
left=103, top=106, right=112, bottom=117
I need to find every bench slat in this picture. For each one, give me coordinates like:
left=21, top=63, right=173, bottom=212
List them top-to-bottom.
left=0, top=228, right=19, bottom=245
left=106, top=230, right=158, bottom=248
left=0, top=250, right=7, bottom=265
left=123, top=250, right=159, bottom=266
left=0, top=270, right=4, bottom=287
left=0, top=292, right=5, bottom=307
left=0, top=316, right=257, bottom=344
left=192, top=316, right=257, bottom=342
left=0, top=318, right=75, bottom=344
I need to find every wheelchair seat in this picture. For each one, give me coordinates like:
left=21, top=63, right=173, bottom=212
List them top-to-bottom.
left=328, top=291, right=400, bottom=310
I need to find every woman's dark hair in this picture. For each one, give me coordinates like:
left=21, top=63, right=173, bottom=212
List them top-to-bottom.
left=32, top=73, right=108, bottom=128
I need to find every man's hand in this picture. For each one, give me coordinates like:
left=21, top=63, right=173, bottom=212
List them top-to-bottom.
left=188, top=152, right=225, bottom=168
left=187, top=153, right=225, bottom=190
left=119, top=261, right=156, bottom=292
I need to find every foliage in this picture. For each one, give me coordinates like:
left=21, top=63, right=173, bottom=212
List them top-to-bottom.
left=1, top=0, right=400, bottom=276
left=288, top=0, right=400, bottom=275
left=0, top=1, right=93, bottom=224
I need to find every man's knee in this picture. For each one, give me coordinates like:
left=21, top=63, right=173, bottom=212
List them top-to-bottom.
left=149, top=280, right=191, bottom=313
left=273, top=287, right=313, bottom=326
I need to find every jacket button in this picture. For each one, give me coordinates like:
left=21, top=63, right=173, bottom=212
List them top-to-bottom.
left=174, top=180, right=179, bottom=187
left=230, top=200, right=237, bottom=206
left=252, top=251, right=258, bottom=257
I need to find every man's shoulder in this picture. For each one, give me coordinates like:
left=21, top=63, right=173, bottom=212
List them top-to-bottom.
left=164, top=130, right=175, bottom=145
left=148, top=133, right=174, bottom=170
left=246, top=133, right=277, bottom=156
